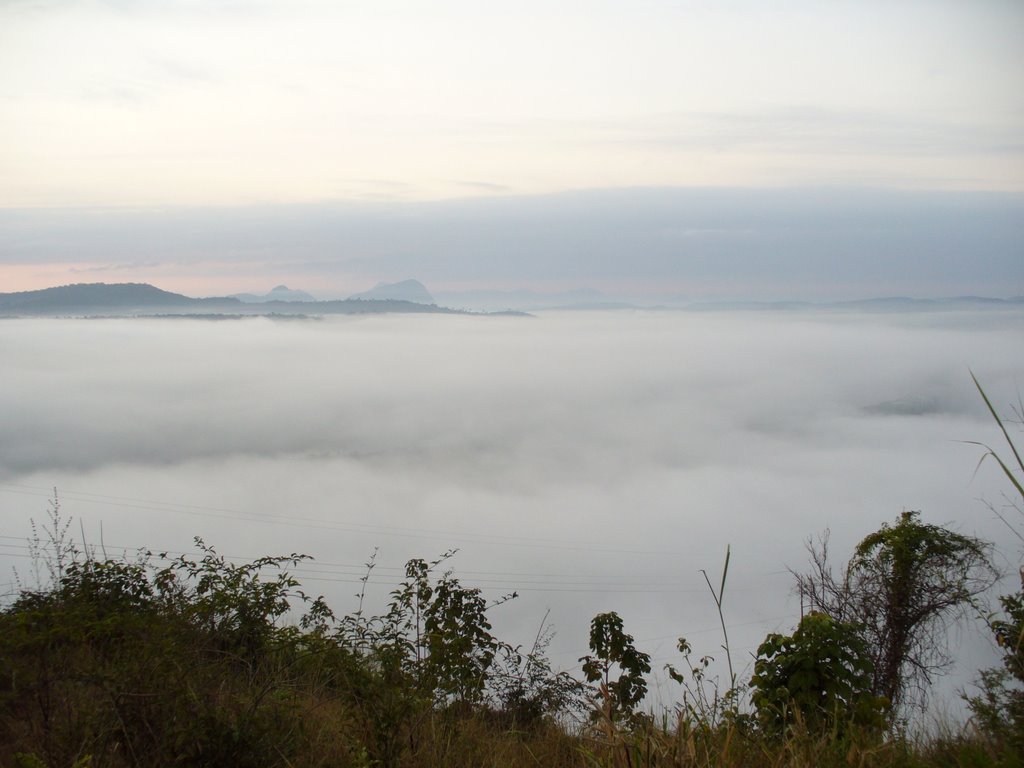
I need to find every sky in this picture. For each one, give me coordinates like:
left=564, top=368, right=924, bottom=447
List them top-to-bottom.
left=1, top=0, right=1023, bottom=298
left=2, top=309, right=1022, bottom=714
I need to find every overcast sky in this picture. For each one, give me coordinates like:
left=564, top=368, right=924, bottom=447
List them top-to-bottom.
left=1, top=0, right=1022, bottom=296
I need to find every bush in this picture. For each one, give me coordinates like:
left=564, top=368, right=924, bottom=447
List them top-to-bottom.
left=0, top=536, right=343, bottom=767
left=750, top=611, right=887, bottom=736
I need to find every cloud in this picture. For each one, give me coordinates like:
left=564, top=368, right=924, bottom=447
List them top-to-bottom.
left=3, top=1, right=1022, bottom=206
left=79, top=55, right=215, bottom=106
left=603, top=108, right=1024, bottom=158
left=450, top=180, right=511, bottom=192
left=68, top=261, right=162, bottom=273
left=0, top=309, right=1019, bottom=716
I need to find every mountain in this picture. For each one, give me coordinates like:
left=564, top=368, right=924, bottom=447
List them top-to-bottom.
left=349, top=280, right=434, bottom=304
left=0, top=282, right=470, bottom=317
left=0, top=283, right=237, bottom=314
left=231, top=285, right=316, bottom=303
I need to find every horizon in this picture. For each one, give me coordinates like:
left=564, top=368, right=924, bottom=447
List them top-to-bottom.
left=2, top=2, right=1023, bottom=298
left=2, top=185, right=1023, bottom=300
left=4, top=277, right=1024, bottom=306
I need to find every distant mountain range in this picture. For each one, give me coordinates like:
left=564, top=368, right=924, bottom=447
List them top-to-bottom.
left=349, top=279, right=434, bottom=304
left=231, top=280, right=436, bottom=304
left=1, top=282, right=1019, bottom=318
left=0, top=283, right=468, bottom=317
left=231, top=285, right=316, bottom=303
left=433, top=287, right=1024, bottom=313
left=678, top=295, right=1024, bottom=313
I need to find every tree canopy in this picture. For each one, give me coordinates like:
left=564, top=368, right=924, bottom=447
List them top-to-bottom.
left=794, top=511, right=996, bottom=712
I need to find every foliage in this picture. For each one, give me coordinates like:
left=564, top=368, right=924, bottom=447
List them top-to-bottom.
left=967, top=371, right=1024, bottom=516
left=965, top=374, right=1024, bottom=756
left=794, top=510, right=996, bottom=712
left=853, top=510, right=995, bottom=707
left=0, top=514, right=591, bottom=768
left=0, top=535, right=335, bottom=767
left=666, top=547, right=746, bottom=733
left=332, top=551, right=527, bottom=766
left=373, top=552, right=504, bottom=704
left=968, top=573, right=1024, bottom=755
left=580, top=611, right=651, bottom=727
left=750, top=611, right=887, bottom=736
left=488, top=612, right=589, bottom=728
left=666, top=637, right=730, bottom=730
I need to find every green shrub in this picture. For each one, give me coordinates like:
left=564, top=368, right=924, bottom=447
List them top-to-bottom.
left=0, top=535, right=343, bottom=767
left=751, top=611, right=887, bottom=736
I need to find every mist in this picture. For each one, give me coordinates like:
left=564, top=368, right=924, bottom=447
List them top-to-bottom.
left=3, top=187, right=1023, bottom=299
left=2, top=308, right=1022, bottom=714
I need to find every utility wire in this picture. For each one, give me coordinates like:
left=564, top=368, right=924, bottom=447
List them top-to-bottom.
left=0, top=482, right=690, bottom=557
left=0, top=537, right=789, bottom=592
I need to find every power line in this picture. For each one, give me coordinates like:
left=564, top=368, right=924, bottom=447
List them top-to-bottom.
left=0, top=483, right=690, bottom=557
left=0, top=536, right=788, bottom=592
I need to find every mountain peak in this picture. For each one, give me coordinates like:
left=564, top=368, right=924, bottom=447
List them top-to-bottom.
left=349, top=280, right=434, bottom=304
left=232, top=286, right=316, bottom=303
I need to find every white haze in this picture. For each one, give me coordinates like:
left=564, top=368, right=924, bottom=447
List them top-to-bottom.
left=2, top=309, right=1022, bottom=717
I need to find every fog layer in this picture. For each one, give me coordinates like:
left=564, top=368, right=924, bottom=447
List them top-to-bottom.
left=2, top=309, right=1021, bottom=712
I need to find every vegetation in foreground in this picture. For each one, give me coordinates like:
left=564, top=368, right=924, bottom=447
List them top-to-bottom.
left=0, top=380, right=1021, bottom=767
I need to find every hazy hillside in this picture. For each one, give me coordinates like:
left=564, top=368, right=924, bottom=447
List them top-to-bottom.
left=349, top=279, right=435, bottom=304
left=0, top=282, right=471, bottom=317
left=0, top=282, right=223, bottom=313
left=231, top=285, right=316, bottom=303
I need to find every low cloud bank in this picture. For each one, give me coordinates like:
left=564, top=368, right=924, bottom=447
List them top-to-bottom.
left=1, top=308, right=1020, bottom=712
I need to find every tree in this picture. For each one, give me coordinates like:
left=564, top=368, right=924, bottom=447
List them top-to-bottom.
left=794, top=511, right=996, bottom=712
left=579, top=611, right=651, bottom=726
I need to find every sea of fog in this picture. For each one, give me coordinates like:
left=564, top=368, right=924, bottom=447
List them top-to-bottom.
left=2, top=308, right=1022, bottom=719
